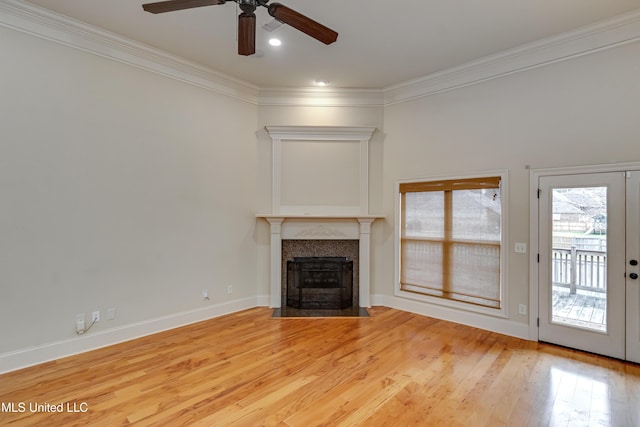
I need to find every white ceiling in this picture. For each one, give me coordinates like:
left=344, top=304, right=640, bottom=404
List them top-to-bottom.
left=22, top=0, right=640, bottom=89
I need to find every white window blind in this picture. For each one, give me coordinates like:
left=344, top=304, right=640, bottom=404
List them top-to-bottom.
left=400, top=177, right=502, bottom=308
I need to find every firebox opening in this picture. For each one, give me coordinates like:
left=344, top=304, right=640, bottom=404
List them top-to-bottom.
left=287, top=256, right=353, bottom=310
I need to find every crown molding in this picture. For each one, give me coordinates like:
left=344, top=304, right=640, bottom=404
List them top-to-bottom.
left=0, top=0, right=259, bottom=104
left=2, top=1, right=639, bottom=108
left=383, top=8, right=640, bottom=105
left=258, top=87, right=384, bottom=107
left=264, top=125, right=376, bottom=141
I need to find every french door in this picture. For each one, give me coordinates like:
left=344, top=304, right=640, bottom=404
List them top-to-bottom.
left=538, top=170, right=640, bottom=361
left=626, top=171, right=640, bottom=362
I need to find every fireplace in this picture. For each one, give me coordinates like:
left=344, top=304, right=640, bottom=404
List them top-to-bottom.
left=259, top=126, right=381, bottom=309
left=257, top=214, right=382, bottom=309
left=282, top=239, right=359, bottom=309
left=287, top=257, right=353, bottom=309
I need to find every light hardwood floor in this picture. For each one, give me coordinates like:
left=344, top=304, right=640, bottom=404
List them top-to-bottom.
left=2, top=307, right=640, bottom=426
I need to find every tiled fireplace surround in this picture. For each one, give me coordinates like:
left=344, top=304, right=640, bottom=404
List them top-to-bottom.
left=258, top=126, right=382, bottom=309
left=258, top=215, right=379, bottom=308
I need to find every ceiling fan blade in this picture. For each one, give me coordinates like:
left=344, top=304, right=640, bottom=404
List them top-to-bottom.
left=142, top=0, right=226, bottom=14
left=267, top=3, right=338, bottom=45
left=238, top=12, right=256, bottom=56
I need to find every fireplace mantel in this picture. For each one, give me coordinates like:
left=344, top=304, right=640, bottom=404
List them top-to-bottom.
left=260, top=126, right=381, bottom=309
left=257, top=214, right=383, bottom=308
left=257, top=214, right=382, bottom=238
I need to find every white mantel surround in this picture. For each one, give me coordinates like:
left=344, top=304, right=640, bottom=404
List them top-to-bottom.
left=260, top=126, right=382, bottom=309
left=257, top=214, right=383, bottom=308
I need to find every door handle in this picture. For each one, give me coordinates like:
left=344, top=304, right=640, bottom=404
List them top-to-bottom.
left=631, top=260, right=638, bottom=266
left=631, top=273, right=639, bottom=280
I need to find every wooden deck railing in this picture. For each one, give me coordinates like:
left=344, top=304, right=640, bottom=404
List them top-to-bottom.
left=552, top=247, right=606, bottom=294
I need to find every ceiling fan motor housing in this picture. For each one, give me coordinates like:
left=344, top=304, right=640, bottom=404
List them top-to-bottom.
left=239, top=0, right=257, bottom=13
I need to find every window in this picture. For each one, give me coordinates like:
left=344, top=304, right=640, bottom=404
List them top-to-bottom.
left=399, top=175, right=504, bottom=310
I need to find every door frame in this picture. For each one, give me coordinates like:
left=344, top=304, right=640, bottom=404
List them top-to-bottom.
left=528, top=161, right=640, bottom=341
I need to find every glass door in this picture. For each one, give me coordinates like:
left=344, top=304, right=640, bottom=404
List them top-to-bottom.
left=538, top=172, right=626, bottom=359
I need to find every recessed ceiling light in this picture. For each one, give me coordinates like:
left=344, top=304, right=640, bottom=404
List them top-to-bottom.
left=269, top=38, right=282, bottom=47
left=315, top=79, right=329, bottom=87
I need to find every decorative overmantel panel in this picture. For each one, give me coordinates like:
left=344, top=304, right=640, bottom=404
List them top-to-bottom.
left=259, top=126, right=382, bottom=309
left=265, top=126, right=376, bottom=216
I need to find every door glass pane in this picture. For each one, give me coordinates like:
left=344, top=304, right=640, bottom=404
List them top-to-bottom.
left=551, top=187, right=607, bottom=332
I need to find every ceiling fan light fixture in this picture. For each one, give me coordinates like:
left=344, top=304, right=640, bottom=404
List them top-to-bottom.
left=314, top=79, right=329, bottom=87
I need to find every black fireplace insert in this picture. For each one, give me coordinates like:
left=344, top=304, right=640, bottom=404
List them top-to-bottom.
left=286, top=256, right=353, bottom=309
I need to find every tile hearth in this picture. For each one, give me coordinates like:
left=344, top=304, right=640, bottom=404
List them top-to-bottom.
left=271, top=307, right=370, bottom=318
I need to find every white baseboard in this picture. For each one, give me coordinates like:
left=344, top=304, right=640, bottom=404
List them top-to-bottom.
left=1, top=294, right=532, bottom=374
left=256, top=294, right=271, bottom=307
left=372, top=294, right=531, bottom=340
left=0, top=297, right=260, bottom=374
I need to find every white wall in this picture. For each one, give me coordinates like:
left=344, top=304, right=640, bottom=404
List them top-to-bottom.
left=0, top=26, right=259, bottom=358
left=381, top=41, right=640, bottom=330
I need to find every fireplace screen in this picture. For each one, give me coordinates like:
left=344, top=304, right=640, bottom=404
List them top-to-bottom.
left=286, top=257, right=353, bottom=309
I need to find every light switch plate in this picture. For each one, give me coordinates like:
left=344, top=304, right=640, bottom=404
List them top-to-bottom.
left=515, top=243, right=527, bottom=254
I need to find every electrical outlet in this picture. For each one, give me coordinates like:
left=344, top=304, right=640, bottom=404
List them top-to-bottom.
left=227, top=285, right=233, bottom=295
left=202, top=289, right=209, bottom=300
left=518, top=304, right=527, bottom=315
left=106, top=308, right=116, bottom=320
left=92, top=311, right=100, bottom=322
left=76, top=313, right=85, bottom=334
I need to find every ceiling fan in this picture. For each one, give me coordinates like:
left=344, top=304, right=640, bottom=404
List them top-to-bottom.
left=142, top=0, right=338, bottom=56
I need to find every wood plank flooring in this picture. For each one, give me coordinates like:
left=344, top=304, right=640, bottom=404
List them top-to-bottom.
left=2, top=307, right=640, bottom=426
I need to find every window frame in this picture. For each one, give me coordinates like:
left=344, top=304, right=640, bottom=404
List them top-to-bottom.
left=394, top=170, right=509, bottom=318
